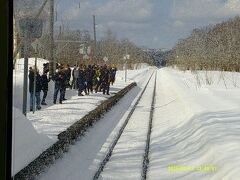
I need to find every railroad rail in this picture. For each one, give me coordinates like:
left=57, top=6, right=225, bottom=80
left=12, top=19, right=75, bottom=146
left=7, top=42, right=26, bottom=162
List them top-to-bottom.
left=93, top=70, right=157, bottom=180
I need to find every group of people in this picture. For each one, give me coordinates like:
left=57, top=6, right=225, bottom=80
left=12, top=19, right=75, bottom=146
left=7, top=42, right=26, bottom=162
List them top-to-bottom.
left=28, top=63, right=117, bottom=111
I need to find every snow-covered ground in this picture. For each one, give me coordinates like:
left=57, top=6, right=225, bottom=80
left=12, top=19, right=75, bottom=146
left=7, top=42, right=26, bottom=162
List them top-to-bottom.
left=12, top=58, right=151, bottom=176
left=13, top=61, right=240, bottom=179
left=36, top=67, right=155, bottom=180
left=37, top=67, right=240, bottom=180
left=148, top=68, right=240, bottom=180
left=100, top=71, right=156, bottom=179
left=12, top=107, right=54, bottom=175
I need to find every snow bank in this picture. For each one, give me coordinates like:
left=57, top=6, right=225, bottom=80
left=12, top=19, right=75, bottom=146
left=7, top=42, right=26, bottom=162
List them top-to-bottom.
left=149, top=68, right=240, bottom=179
left=12, top=107, right=54, bottom=176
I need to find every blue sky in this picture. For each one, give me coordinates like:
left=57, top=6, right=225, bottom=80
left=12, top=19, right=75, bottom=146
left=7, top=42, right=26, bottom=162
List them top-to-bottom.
left=15, top=0, right=240, bottom=49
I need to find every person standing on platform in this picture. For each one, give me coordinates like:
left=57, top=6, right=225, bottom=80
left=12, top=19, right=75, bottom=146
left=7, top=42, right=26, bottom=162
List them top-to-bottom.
left=66, top=64, right=71, bottom=88
left=110, top=64, right=117, bottom=85
left=53, top=65, right=65, bottom=104
left=71, top=65, right=79, bottom=89
left=77, top=65, right=87, bottom=96
left=85, top=65, right=94, bottom=94
left=101, top=65, right=111, bottom=95
left=29, top=67, right=42, bottom=111
left=41, top=70, right=50, bottom=105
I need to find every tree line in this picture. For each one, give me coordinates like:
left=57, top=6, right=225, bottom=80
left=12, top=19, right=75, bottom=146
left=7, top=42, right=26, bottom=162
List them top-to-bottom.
left=167, top=16, right=240, bottom=72
left=16, top=26, right=153, bottom=69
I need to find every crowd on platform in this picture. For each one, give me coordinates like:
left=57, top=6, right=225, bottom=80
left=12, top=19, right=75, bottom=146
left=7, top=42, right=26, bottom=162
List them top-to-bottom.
left=28, top=63, right=117, bottom=111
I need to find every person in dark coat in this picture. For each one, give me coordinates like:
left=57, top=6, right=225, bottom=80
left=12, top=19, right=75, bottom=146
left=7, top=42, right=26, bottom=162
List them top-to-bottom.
left=66, top=64, right=71, bottom=88
left=85, top=65, right=95, bottom=94
left=101, top=65, right=111, bottom=95
left=109, top=65, right=117, bottom=85
left=53, top=66, right=65, bottom=104
left=77, top=66, right=87, bottom=96
left=95, top=66, right=105, bottom=93
left=29, top=67, right=42, bottom=111
left=41, top=70, right=50, bottom=105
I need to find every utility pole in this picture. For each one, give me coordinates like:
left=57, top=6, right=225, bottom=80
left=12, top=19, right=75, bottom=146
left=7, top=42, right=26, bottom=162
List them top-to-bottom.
left=49, top=0, right=55, bottom=78
left=93, top=15, right=97, bottom=62
left=58, top=25, right=62, bottom=40
left=22, top=29, right=29, bottom=116
left=32, top=45, right=38, bottom=114
left=125, top=46, right=127, bottom=82
left=33, top=57, right=37, bottom=113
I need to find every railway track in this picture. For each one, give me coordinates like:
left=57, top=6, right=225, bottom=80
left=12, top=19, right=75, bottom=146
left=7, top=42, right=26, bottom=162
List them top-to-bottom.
left=93, top=70, right=157, bottom=180
left=141, top=72, right=156, bottom=180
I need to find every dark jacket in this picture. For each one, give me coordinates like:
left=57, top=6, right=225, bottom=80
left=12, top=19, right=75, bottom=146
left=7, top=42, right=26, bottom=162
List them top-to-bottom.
left=66, top=67, right=71, bottom=81
left=85, top=67, right=95, bottom=82
left=110, top=68, right=117, bottom=77
left=55, top=69, right=65, bottom=87
left=63, top=69, right=69, bottom=86
left=77, top=69, right=86, bottom=90
left=78, top=69, right=86, bottom=84
left=101, top=69, right=110, bottom=84
left=29, top=70, right=42, bottom=93
left=41, top=74, right=50, bottom=91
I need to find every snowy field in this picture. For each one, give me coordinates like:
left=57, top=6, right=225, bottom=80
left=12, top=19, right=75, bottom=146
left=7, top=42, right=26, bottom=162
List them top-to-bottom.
left=12, top=57, right=150, bottom=175
left=12, top=60, right=240, bottom=179
left=37, top=67, right=240, bottom=180
left=148, top=68, right=240, bottom=180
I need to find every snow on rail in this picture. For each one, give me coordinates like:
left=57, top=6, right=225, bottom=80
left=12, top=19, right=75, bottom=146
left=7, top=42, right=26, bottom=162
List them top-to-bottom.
left=98, top=71, right=156, bottom=180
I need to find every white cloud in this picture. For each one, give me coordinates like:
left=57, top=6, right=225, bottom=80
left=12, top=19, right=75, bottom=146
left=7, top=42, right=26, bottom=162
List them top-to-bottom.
left=61, top=0, right=153, bottom=29
left=94, top=0, right=153, bottom=23
left=172, top=0, right=240, bottom=20
left=223, top=0, right=240, bottom=14
left=63, top=1, right=93, bottom=20
left=173, top=20, right=184, bottom=27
